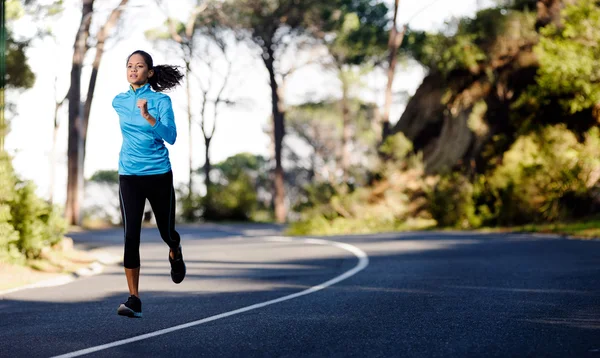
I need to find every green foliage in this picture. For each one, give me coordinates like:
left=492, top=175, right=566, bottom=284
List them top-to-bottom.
left=5, top=0, right=38, bottom=90
left=6, top=0, right=25, bottom=20
left=219, top=0, right=325, bottom=40
left=317, top=0, right=389, bottom=65
left=532, top=0, right=600, bottom=113
left=290, top=2, right=600, bottom=235
left=405, top=8, right=536, bottom=76
left=144, top=25, right=173, bottom=41
left=5, top=32, right=35, bottom=89
left=286, top=98, right=379, bottom=182
left=292, top=120, right=600, bottom=234
left=488, top=124, right=599, bottom=223
left=429, top=125, right=600, bottom=228
left=379, top=132, right=413, bottom=161
left=288, top=133, right=436, bottom=235
left=213, top=152, right=267, bottom=179
left=0, top=153, right=20, bottom=262
left=182, top=153, right=270, bottom=222
left=0, top=154, right=67, bottom=262
left=206, top=154, right=266, bottom=221
left=89, top=170, right=119, bottom=184
left=203, top=173, right=258, bottom=221
left=427, top=173, right=482, bottom=229
left=11, top=182, right=67, bottom=259
left=293, top=182, right=338, bottom=213
left=179, top=192, right=203, bottom=223
left=0, top=204, right=21, bottom=263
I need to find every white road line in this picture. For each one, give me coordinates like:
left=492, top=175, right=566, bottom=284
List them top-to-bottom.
left=51, top=236, right=369, bottom=358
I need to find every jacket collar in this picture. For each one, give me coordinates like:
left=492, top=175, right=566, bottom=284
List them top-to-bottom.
left=129, top=82, right=151, bottom=95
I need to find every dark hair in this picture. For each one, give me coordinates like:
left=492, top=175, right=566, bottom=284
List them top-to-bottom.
left=126, top=50, right=184, bottom=92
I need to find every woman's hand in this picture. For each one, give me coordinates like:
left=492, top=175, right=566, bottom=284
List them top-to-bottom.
left=137, top=99, right=156, bottom=126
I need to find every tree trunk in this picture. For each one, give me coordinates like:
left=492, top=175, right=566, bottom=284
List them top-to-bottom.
left=0, top=0, right=5, bottom=152
left=65, top=0, right=94, bottom=226
left=83, top=0, right=127, bottom=156
left=381, top=0, right=405, bottom=142
left=263, top=48, right=286, bottom=223
left=186, top=62, right=193, bottom=199
left=340, top=69, right=351, bottom=182
left=49, top=95, right=63, bottom=204
left=49, top=122, right=58, bottom=204
left=203, top=136, right=211, bottom=191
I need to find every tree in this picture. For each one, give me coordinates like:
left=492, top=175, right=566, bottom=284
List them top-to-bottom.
left=1, top=0, right=5, bottom=152
left=2, top=0, right=38, bottom=151
left=64, top=0, right=93, bottom=226
left=65, top=0, right=129, bottom=225
left=214, top=0, right=330, bottom=223
left=312, top=0, right=388, bottom=179
left=380, top=0, right=451, bottom=142
left=381, top=0, right=405, bottom=142
left=532, top=0, right=600, bottom=116
left=147, top=2, right=205, bottom=200
left=147, top=3, right=239, bottom=214
left=193, top=34, right=238, bottom=203
left=49, top=75, right=66, bottom=204
left=286, top=99, right=379, bottom=184
left=286, top=101, right=341, bottom=182
left=204, top=153, right=269, bottom=221
left=89, top=169, right=119, bottom=184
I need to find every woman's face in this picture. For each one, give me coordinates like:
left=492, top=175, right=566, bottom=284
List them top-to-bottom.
left=127, top=53, right=153, bottom=88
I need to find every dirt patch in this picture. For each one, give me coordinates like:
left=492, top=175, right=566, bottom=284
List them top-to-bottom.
left=0, top=238, right=99, bottom=292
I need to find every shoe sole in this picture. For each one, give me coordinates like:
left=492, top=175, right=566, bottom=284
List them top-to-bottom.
left=170, top=246, right=186, bottom=284
left=171, top=263, right=186, bottom=284
left=117, top=304, right=142, bottom=318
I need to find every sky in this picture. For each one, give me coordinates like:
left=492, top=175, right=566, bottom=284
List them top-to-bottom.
left=6, top=0, right=492, bottom=207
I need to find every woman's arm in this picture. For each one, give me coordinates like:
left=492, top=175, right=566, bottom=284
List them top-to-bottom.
left=137, top=97, right=177, bottom=145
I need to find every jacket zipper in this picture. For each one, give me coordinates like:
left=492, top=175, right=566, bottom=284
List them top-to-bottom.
left=130, top=89, right=137, bottom=122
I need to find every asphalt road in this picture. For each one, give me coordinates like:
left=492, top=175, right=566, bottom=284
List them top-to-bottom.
left=1, top=224, right=599, bottom=357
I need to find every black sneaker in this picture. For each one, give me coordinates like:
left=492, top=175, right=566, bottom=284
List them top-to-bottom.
left=169, top=245, right=186, bottom=284
left=117, top=295, right=142, bottom=318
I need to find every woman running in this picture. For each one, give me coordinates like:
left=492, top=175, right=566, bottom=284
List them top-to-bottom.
left=113, top=50, right=186, bottom=318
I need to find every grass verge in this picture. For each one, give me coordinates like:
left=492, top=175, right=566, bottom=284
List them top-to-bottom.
left=287, top=216, right=600, bottom=239
left=479, top=218, right=600, bottom=239
left=0, top=238, right=98, bottom=292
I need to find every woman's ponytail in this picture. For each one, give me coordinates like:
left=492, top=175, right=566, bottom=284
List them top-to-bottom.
left=149, top=65, right=184, bottom=92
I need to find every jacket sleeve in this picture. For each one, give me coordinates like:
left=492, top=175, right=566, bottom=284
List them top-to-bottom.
left=151, top=96, right=177, bottom=145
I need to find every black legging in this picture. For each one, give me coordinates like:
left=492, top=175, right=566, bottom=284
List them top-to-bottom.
left=118, top=170, right=180, bottom=269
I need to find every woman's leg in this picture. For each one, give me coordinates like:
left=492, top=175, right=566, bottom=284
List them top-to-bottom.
left=146, top=171, right=185, bottom=283
left=146, top=171, right=181, bottom=251
left=119, top=175, right=147, bottom=296
left=124, top=267, right=140, bottom=297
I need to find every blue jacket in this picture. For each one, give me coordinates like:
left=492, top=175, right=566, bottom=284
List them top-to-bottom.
left=112, top=83, right=177, bottom=175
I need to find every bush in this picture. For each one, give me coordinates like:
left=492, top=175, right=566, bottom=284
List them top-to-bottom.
left=488, top=124, right=599, bottom=223
left=428, top=125, right=600, bottom=227
left=288, top=133, right=436, bottom=235
left=0, top=153, right=67, bottom=261
left=0, top=153, right=21, bottom=262
left=427, top=172, right=482, bottom=228
left=203, top=173, right=258, bottom=221
left=11, top=181, right=67, bottom=258
left=179, top=191, right=203, bottom=223
left=0, top=204, right=21, bottom=263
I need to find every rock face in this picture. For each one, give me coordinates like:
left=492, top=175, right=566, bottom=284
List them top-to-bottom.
left=391, top=0, right=586, bottom=175
left=392, top=47, right=539, bottom=174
